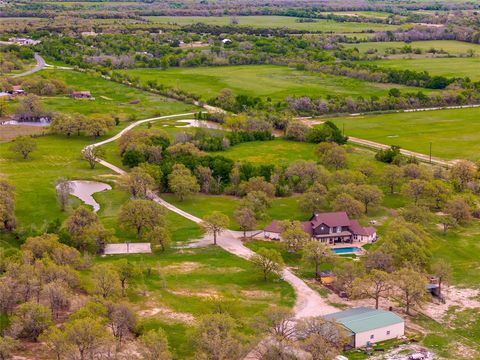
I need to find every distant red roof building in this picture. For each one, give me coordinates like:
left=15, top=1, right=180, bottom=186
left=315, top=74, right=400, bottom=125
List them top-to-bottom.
left=71, top=91, right=92, bottom=99
left=264, top=211, right=377, bottom=244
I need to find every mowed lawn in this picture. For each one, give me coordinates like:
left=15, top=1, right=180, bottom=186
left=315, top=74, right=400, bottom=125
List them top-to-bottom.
left=143, top=15, right=407, bottom=32
left=344, top=40, right=480, bottom=56
left=363, top=57, right=480, bottom=80
left=121, top=65, right=435, bottom=102
left=34, top=69, right=197, bottom=118
left=329, top=107, right=480, bottom=161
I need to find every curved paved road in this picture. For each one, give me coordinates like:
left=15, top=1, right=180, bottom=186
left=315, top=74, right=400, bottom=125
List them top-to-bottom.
left=12, top=53, right=46, bottom=78
left=86, top=113, right=337, bottom=322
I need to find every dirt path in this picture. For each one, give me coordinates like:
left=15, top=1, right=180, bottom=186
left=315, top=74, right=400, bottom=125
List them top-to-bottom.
left=12, top=53, right=46, bottom=78
left=86, top=113, right=338, bottom=326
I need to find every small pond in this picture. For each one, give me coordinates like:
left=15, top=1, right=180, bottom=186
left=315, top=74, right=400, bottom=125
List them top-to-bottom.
left=57, top=180, right=111, bottom=212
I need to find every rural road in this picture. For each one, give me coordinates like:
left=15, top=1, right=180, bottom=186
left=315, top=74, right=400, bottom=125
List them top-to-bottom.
left=12, top=53, right=46, bottom=78
left=86, top=113, right=338, bottom=324
left=347, top=136, right=456, bottom=167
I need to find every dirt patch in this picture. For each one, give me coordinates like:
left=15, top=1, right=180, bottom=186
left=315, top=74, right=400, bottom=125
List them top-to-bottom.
left=0, top=124, right=46, bottom=141
left=162, top=261, right=202, bottom=273
left=422, top=286, right=480, bottom=319
left=169, top=288, right=222, bottom=299
left=241, top=290, right=274, bottom=298
left=138, top=306, right=195, bottom=324
left=368, top=344, right=436, bottom=360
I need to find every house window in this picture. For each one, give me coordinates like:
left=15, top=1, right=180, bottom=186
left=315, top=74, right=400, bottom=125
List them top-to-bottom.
left=337, top=227, right=341, bottom=233
left=386, top=331, right=390, bottom=335
left=370, top=334, right=374, bottom=340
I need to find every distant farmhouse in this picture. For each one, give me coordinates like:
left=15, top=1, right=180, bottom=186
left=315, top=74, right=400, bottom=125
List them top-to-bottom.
left=81, top=31, right=98, bottom=37
left=8, top=37, right=41, bottom=46
left=0, top=85, right=26, bottom=99
left=71, top=91, right=94, bottom=100
left=264, top=211, right=377, bottom=244
left=324, top=307, right=405, bottom=348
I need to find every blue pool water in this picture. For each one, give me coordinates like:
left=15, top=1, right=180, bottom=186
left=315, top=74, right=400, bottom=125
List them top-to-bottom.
left=331, top=247, right=361, bottom=254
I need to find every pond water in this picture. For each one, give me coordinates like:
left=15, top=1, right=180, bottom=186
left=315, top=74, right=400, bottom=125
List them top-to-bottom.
left=58, top=180, right=111, bottom=212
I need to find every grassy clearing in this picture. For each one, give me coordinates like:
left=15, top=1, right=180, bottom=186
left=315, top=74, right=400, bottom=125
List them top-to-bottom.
left=143, top=15, right=407, bottom=32
left=344, top=40, right=480, bottom=56
left=363, top=57, right=480, bottom=80
left=121, top=65, right=437, bottom=103
left=35, top=69, right=197, bottom=118
left=328, top=107, right=480, bottom=161
left=160, top=193, right=308, bottom=230
left=93, top=246, right=295, bottom=358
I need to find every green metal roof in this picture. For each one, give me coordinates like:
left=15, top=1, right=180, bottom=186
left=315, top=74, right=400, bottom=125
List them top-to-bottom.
left=324, top=307, right=403, bottom=334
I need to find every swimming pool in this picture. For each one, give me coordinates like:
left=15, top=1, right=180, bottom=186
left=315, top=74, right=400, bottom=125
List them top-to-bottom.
left=331, top=247, right=362, bottom=254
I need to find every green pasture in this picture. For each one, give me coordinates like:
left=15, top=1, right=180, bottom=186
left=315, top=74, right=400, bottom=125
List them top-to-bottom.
left=327, top=11, right=396, bottom=19
left=143, top=15, right=408, bottom=32
left=344, top=40, right=480, bottom=56
left=362, top=57, right=480, bottom=80
left=121, top=65, right=435, bottom=102
left=36, top=69, right=197, bottom=118
left=329, top=107, right=480, bottom=161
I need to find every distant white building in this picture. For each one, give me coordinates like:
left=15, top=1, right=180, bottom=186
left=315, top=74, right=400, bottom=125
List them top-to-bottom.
left=81, top=31, right=98, bottom=37
left=8, top=37, right=41, bottom=46
left=324, top=307, right=405, bottom=348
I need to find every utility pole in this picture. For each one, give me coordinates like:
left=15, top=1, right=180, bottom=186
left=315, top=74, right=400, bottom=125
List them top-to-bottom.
left=429, top=142, right=432, bottom=163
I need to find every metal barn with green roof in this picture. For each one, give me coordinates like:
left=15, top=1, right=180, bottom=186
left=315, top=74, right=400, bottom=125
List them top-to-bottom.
left=324, top=307, right=405, bottom=348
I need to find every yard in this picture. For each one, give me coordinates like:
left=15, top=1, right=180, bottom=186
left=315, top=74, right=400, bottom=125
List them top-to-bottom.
left=119, top=65, right=434, bottom=103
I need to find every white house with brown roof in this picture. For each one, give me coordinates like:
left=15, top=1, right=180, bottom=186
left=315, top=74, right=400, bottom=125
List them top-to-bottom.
left=264, top=212, right=377, bottom=244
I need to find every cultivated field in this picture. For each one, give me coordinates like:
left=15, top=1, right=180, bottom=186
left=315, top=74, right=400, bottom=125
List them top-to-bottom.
left=143, top=15, right=408, bottom=32
left=121, top=65, right=437, bottom=102
left=329, top=107, right=480, bottom=161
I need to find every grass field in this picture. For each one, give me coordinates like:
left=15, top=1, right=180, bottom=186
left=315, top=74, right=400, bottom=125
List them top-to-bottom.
left=327, top=11, right=396, bottom=19
left=143, top=15, right=408, bottom=32
left=344, top=40, right=480, bottom=56
left=363, top=57, right=480, bottom=80
left=121, top=65, right=436, bottom=102
left=36, top=69, right=197, bottom=118
left=328, top=107, right=480, bottom=161
left=93, top=246, right=295, bottom=358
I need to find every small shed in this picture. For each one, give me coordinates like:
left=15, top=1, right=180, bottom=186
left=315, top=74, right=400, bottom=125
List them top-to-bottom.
left=11, top=86, right=25, bottom=95
left=72, top=91, right=93, bottom=99
left=318, top=270, right=336, bottom=284
left=324, top=307, right=405, bottom=348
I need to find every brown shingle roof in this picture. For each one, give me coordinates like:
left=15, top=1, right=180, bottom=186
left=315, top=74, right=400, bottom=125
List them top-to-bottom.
left=311, top=212, right=351, bottom=228
left=264, top=220, right=313, bottom=236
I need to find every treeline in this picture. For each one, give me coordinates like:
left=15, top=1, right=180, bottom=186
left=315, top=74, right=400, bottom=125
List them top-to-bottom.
left=372, top=25, right=480, bottom=45
left=307, top=62, right=455, bottom=89
left=285, top=88, right=480, bottom=116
